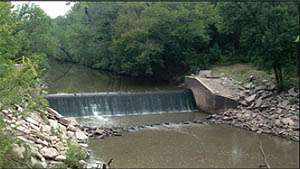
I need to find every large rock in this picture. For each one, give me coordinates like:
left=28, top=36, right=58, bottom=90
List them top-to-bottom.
left=288, top=88, right=298, bottom=97
left=245, top=94, right=256, bottom=103
left=47, top=108, right=63, bottom=119
left=25, top=117, right=39, bottom=126
left=67, top=117, right=79, bottom=126
left=282, top=118, right=295, bottom=126
left=49, top=119, right=59, bottom=130
left=41, top=125, right=52, bottom=134
left=67, top=125, right=77, bottom=132
left=75, top=130, right=88, bottom=143
left=35, top=139, right=49, bottom=146
left=12, top=144, right=26, bottom=159
left=40, top=147, right=59, bottom=159
left=54, top=155, right=66, bottom=161
left=31, top=157, right=47, bottom=168
left=79, top=160, right=87, bottom=168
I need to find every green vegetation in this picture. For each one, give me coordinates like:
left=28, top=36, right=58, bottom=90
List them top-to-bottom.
left=0, top=2, right=52, bottom=110
left=50, top=2, right=299, bottom=88
left=211, top=64, right=274, bottom=85
left=54, top=143, right=86, bottom=169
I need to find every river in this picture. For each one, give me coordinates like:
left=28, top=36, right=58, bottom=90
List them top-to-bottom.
left=45, top=60, right=299, bottom=168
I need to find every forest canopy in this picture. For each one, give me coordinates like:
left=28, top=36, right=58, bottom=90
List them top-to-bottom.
left=1, top=2, right=299, bottom=88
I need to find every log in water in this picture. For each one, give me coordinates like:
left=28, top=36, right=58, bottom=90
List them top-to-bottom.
left=46, top=90, right=197, bottom=117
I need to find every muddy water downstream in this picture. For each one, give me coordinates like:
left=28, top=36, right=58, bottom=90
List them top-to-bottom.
left=46, top=61, right=299, bottom=168
left=89, top=123, right=299, bottom=168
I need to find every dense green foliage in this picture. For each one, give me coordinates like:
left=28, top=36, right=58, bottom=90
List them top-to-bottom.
left=0, top=2, right=50, bottom=110
left=50, top=2, right=299, bottom=87
left=54, top=143, right=86, bottom=169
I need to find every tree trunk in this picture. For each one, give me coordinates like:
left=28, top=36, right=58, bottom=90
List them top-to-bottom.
left=233, top=32, right=240, bottom=53
left=273, top=65, right=280, bottom=87
left=278, top=65, right=283, bottom=87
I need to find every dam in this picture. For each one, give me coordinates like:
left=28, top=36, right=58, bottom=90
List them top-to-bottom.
left=46, top=90, right=197, bottom=117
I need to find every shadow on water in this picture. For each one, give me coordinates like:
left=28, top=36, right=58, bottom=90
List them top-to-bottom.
left=45, top=59, right=178, bottom=94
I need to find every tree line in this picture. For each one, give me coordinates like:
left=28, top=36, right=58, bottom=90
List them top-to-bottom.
left=0, top=2, right=299, bottom=90
left=50, top=2, right=298, bottom=88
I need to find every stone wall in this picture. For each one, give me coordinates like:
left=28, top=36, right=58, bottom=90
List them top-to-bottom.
left=184, top=76, right=238, bottom=114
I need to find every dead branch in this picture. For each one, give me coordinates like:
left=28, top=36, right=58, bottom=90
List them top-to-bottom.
left=259, top=141, right=271, bottom=169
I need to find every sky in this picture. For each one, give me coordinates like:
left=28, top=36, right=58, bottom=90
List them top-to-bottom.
left=12, top=1, right=75, bottom=18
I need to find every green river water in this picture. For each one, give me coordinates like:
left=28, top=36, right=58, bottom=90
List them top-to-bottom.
left=46, top=60, right=299, bottom=168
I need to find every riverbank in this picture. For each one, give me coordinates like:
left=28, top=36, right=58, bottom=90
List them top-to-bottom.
left=201, top=65, right=299, bottom=141
left=1, top=106, right=89, bottom=168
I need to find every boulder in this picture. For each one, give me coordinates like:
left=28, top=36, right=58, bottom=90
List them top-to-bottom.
left=198, top=70, right=212, bottom=77
left=244, top=82, right=254, bottom=89
left=254, top=85, right=266, bottom=92
left=288, top=88, right=298, bottom=97
left=245, top=94, right=256, bottom=103
left=255, top=97, right=263, bottom=108
left=280, top=100, right=289, bottom=107
left=47, top=108, right=63, bottom=119
left=25, top=117, right=39, bottom=126
left=58, top=117, right=71, bottom=127
left=66, top=117, right=79, bottom=126
left=282, top=118, right=295, bottom=126
left=49, top=119, right=59, bottom=130
left=30, top=123, right=40, bottom=131
left=59, top=124, right=67, bottom=134
left=41, top=125, right=52, bottom=134
left=67, top=125, right=77, bottom=132
left=95, top=128, right=105, bottom=135
left=75, top=130, right=88, bottom=143
left=67, top=131, right=75, bottom=139
left=35, top=139, right=49, bottom=146
left=54, top=142, right=65, bottom=152
left=79, top=143, right=89, bottom=148
left=12, top=144, right=26, bottom=159
left=40, top=147, right=59, bottom=159
left=31, top=149, right=45, bottom=162
left=54, top=155, right=66, bottom=161
left=31, top=157, right=47, bottom=168
left=79, top=160, right=87, bottom=168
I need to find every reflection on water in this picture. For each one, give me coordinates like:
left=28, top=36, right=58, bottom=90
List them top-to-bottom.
left=45, top=59, right=177, bottom=94
left=89, top=124, right=299, bottom=168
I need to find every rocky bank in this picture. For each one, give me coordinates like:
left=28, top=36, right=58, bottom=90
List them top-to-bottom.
left=206, top=76, right=299, bottom=141
left=1, top=106, right=89, bottom=168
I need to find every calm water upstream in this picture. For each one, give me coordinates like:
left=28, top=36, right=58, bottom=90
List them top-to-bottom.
left=45, top=59, right=177, bottom=94
left=46, top=60, right=299, bottom=168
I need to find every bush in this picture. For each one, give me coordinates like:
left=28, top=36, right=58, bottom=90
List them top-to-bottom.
left=53, top=143, right=86, bottom=169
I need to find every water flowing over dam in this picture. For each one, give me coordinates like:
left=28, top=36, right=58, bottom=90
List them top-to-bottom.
left=46, top=90, right=197, bottom=117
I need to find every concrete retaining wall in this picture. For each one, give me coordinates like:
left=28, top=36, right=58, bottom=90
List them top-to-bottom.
left=184, top=76, right=238, bottom=114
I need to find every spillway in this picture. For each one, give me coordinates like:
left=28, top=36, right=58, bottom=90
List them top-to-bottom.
left=46, top=90, right=197, bottom=117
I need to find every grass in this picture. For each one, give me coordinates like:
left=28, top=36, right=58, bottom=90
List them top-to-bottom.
left=211, top=63, right=275, bottom=85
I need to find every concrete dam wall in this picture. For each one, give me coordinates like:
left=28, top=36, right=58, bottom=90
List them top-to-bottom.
left=184, top=76, right=239, bottom=114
